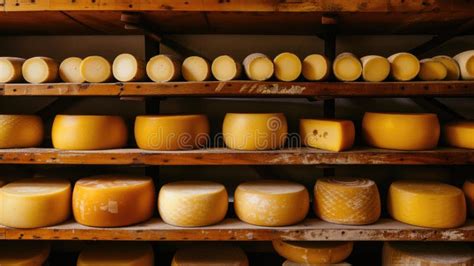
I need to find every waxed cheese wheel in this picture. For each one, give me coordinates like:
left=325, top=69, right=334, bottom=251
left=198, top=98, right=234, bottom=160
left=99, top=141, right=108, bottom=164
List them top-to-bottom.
left=453, top=50, right=474, bottom=80
left=274, top=52, right=302, bottom=81
left=387, top=52, right=420, bottom=81
left=112, top=53, right=145, bottom=82
left=243, top=53, right=274, bottom=81
left=333, top=53, right=362, bottom=82
left=302, top=54, right=331, bottom=81
left=211, top=55, right=242, bottom=81
left=360, top=55, right=390, bottom=82
left=432, top=55, right=460, bottom=80
left=22, top=56, right=58, bottom=83
left=80, top=56, right=112, bottom=83
left=182, top=56, right=211, bottom=81
left=0, top=57, right=25, bottom=83
left=59, top=57, right=85, bottom=83
left=418, top=59, right=447, bottom=81
left=0, top=115, right=44, bottom=148
left=300, top=119, right=355, bottom=152
left=443, top=121, right=474, bottom=149
left=463, top=179, right=474, bottom=217
left=0, top=241, right=50, bottom=266
left=273, top=241, right=353, bottom=264
left=77, top=242, right=154, bottom=266
left=172, top=246, right=248, bottom=266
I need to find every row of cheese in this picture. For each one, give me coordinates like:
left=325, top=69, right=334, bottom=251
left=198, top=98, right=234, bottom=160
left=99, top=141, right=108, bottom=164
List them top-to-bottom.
left=1, top=50, right=473, bottom=84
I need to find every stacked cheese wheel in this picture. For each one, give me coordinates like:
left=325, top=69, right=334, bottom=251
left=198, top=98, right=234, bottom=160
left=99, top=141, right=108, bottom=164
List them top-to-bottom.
left=0, top=115, right=44, bottom=148
left=273, top=241, right=353, bottom=265
left=77, top=242, right=154, bottom=266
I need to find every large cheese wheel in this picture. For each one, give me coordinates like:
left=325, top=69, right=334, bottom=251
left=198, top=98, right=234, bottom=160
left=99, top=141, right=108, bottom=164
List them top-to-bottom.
left=453, top=50, right=474, bottom=80
left=274, top=52, right=302, bottom=81
left=387, top=52, right=420, bottom=81
left=112, top=53, right=145, bottom=82
left=243, top=53, right=274, bottom=81
left=333, top=53, right=362, bottom=82
left=146, top=54, right=181, bottom=82
left=302, top=54, right=330, bottom=81
left=211, top=55, right=242, bottom=81
left=360, top=55, right=390, bottom=82
left=432, top=55, right=460, bottom=80
left=22, top=56, right=58, bottom=83
left=80, top=56, right=112, bottom=83
left=182, top=56, right=211, bottom=82
left=0, top=57, right=25, bottom=83
left=59, top=57, right=85, bottom=83
left=418, top=59, right=448, bottom=81
left=362, top=112, right=440, bottom=150
left=223, top=113, right=287, bottom=150
left=0, top=115, right=44, bottom=148
left=52, top=115, right=127, bottom=150
left=134, top=115, right=209, bottom=150
left=300, top=119, right=355, bottom=152
left=444, top=121, right=474, bottom=149
left=73, top=175, right=155, bottom=227
left=0, top=177, right=71, bottom=228
left=314, top=178, right=381, bottom=225
left=463, top=179, right=474, bottom=217
left=234, top=180, right=309, bottom=226
left=388, top=180, right=466, bottom=228
left=158, top=181, right=228, bottom=227
left=0, top=241, right=50, bottom=266
left=273, top=241, right=353, bottom=264
left=77, top=242, right=154, bottom=266
left=382, top=242, right=474, bottom=266
left=172, top=246, right=248, bottom=266
left=283, top=261, right=351, bottom=266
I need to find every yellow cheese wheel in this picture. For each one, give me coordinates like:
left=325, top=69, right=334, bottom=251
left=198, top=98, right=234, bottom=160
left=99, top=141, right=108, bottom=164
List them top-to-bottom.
left=453, top=50, right=474, bottom=80
left=274, top=52, right=302, bottom=81
left=387, top=52, right=420, bottom=81
left=112, top=53, right=145, bottom=82
left=243, top=53, right=274, bottom=81
left=333, top=53, right=362, bottom=82
left=146, top=54, right=181, bottom=82
left=302, top=54, right=331, bottom=81
left=211, top=55, right=242, bottom=81
left=360, top=55, right=390, bottom=82
left=432, top=55, right=460, bottom=80
left=22, top=56, right=58, bottom=83
left=80, top=56, right=112, bottom=83
left=182, top=56, right=211, bottom=81
left=0, top=57, right=25, bottom=83
left=59, top=57, right=85, bottom=83
left=418, top=59, right=448, bottom=81
left=362, top=112, right=440, bottom=150
left=223, top=113, right=287, bottom=150
left=0, top=115, right=44, bottom=148
left=52, top=115, right=127, bottom=150
left=134, top=115, right=209, bottom=150
left=300, top=119, right=355, bottom=152
left=443, top=121, right=474, bottom=149
left=73, top=175, right=155, bottom=227
left=0, top=177, right=71, bottom=228
left=314, top=178, right=381, bottom=225
left=463, top=179, right=474, bottom=217
left=234, top=180, right=309, bottom=226
left=388, top=180, right=466, bottom=228
left=158, top=181, right=228, bottom=227
left=0, top=241, right=50, bottom=266
left=273, top=241, right=353, bottom=264
left=77, top=242, right=154, bottom=266
left=172, top=246, right=248, bottom=266
left=283, top=261, right=351, bottom=266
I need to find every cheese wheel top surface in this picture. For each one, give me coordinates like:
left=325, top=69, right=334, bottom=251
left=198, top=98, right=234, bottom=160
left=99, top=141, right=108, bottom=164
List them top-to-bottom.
left=274, top=52, right=302, bottom=81
left=388, top=52, right=420, bottom=81
left=113, top=53, right=140, bottom=82
left=302, top=54, right=329, bottom=81
left=212, top=55, right=239, bottom=81
left=80, top=56, right=112, bottom=83
left=182, top=56, right=210, bottom=81
left=22, top=57, right=57, bottom=83
left=59, top=57, right=84, bottom=83
left=75, top=175, right=153, bottom=189
left=1, top=177, right=70, bottom=195
left=237, top=180, right=306, bottom=194
left=390, top=180, right=462, bottom=196
left=160, top=181, right=225, bottom=195
left=273, top=240, right=353, bottom=264
left=383, top=242, right=473, bottom=265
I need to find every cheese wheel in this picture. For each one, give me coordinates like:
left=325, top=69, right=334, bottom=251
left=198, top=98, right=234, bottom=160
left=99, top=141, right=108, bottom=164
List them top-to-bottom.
left=453, top=50, right=474, bottom=80
left=274, top=52, right=302, bottom=81
left=387, top=52, right=420, bottom=81
left=112, top=53, right=145, bottom=82
left=243, top=53, right=274, bottom=81
left=333, top=53, right=362, bottom=82
left=146, top=54, right=181, bottom=82
left=302, top=54, right=331, bottom=81
left=211, top=55, right=242, bottom=81
left=360, top=55, right=390, bottom=82
left=432, top=55, right=460, bottom=80
left=22, top=56, right=58, bottom=83
left=80, top=56, right=112, bottom=83
left=182, top=56, right=211, bottom=81
left=0, top=57, right=25, bottom=83
left=59, top=57, right=85, bottom=83
left=418, top=59, right=448, bottom=81
left=362, top=112, right=440, bottom=150
left=223, top=113, right=287, bottom=150
left=0, top=115, right=44, bottom=148
left=52, top=115, right=127, bottom=150
left=135, top=115, right=209, bottom=150
left=300, top=119, right=355, bottom=152
left=444, top=121, right=474, bottom=149
left=73, top=175, right=155, bottom=227
left=0, top=177, right=71, bottom=228
left=314, top=178, right=381, bottom=225
left=463, top=179, right=474, bottom=217
left=234, top=180, right=309, bottom=226
left=388, top=180, right=466, bottom=228
left=158, top=181, right=227, bottom=227
left=0, top=241, right=50, bottom=266
left=273, top=241, right=353, bottom=264
left=77, top=242, right=154, bottom=266
left=382, top=242, right=474, bottom=266
left=172, top=246, right=248, bottom=266
left=283, top=261, right=351, bottom=266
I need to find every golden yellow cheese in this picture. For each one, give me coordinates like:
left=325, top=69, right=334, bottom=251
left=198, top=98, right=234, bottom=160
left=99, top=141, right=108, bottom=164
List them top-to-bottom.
left=453, top=50, right=474, bottom=80
left=274, top=52, right=302, bottom=81
left=387, top=52, right=420, bottom=81
left=112, top=53, right=145, bottom=82
left=243, top=53, right=274, bottom=81
left=333, top=53, right=362, bottom=82
left=146, top=54, right=181, bottom=82
left=302, top=54, right=330, bottom=81
left=211, top=55, right=242, bottom=81
left=360, top=55, right=390, bottom=82
left=432, top=55, right=460, bottom=80
left=22, top=56, right=58, bottom=83
left=80, top=56, right=112, bottom=83
left=182, top=56, right=211, bottom=81
left=0, top=57, right=25, bottom=83
left=59, top=57, right=85, bottom=83
left=418, top=59, right=448, bottom=81
left=362, top=112, right=440, bottom=150
left=223, top=113, right=287, bottom=150
left=0, top=115, right=44, bottom=148
left=52, top=115, right=127, bottom=150
left=135, top=115, right=209, bottom=150
left=300, top=119, right=355, bottom=152
left=444, top=121, right=474, bottom=149
left=73, top=175, right=155, bottom=227
left=0, top=177, right=71, bottom=228
left=314, top=178, right=381, bottom=225
left=463, top=179, right=474, bottom=217
left=234, top=180, right=309, bottom=226
left=388, top=180, right=466, bottom=228
left=158, top=181, right=228, bottom=227
left=0, top=241, right=50, bottom=266
left=273, top=241, right=353, bottom=264
left=77, top=242, right=154, bottom=266
left=172, top=245, right=248, bottom=266
left=283, top=261, right=351, bottom=266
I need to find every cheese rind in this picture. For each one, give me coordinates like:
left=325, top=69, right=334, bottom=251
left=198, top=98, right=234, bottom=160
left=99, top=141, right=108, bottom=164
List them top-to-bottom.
left=453, top=50, right=474, bottom=80
left=274, top=52, right=302, bottom=81
left=387, top=52, right=420, bottom=81
left=112, top=53, right=145, bottom=82
left=243, top=53, right=274, bottom=81
left=333, top=53, right=362, bottom=82
left=146, top=54, right=181, bottom=82
left=302, top=54, right=330, bottom=81
left=211, top=55, right=242, bottom=81
left=360, top=55, right=390, bottom=82
left=432, top=55, right=460, bottom=80
left=22, top=56, right=58, bottom=83
left=80, top=56, right=112, bottom=83
left=182, top=56, right=211, bottom=81
left=0, top=57, right=25, bottom=83
left=59, top=57, right=85, bottom=83
left=418, top=59, right=448, bottom=81
left=0, top=115, right=44, bottom=148
left=300, top=119, right=355, bottom=152
left=444, top=121, right=474, bottom=149
left=463, top=179, right=474, bottom=217
left=388, top=180, right=466, bottom=228
left=0, top=241, right=50, bottom=266
left=273, top=241, right=353, bottom=264
left=77, top=242, right=154, bottom=266
left=172, top=246, right=248, bottom=266
left=283, top=261, right=351, bottom=266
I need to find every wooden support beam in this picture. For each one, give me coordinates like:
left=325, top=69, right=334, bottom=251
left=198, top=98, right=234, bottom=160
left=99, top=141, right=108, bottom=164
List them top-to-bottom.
left=35, top=97, right=79, bottom=120
left=411, top=97, right=465, bottom=121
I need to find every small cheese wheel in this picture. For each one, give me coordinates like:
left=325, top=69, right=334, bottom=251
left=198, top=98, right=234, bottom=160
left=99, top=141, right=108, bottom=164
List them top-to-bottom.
left=453, top=50, right=474, bottom=80
left=274, top=52, right=302, bottom=81
left=387, top=52, right=420, bottom=81
left=112, top=53, right=145, bottom=82
left=243, top=53, right=274, bottom=81
left=333, top=53, right=362, bottom=82
left=146, top=54, right=181, bottom=82
left=302, top=54, right=330, bottom=81
left=211, top=55, right=242, bottom=81
left=360, top=55, right=390, bottom=82
left=432, top=55, right=460, bottom=80
left=22, top=56, right=58, bottom=83
left=80, top=56, right=112, bottom=83
left=182, top=56, right=211, bottom=81
left=0, top=57, right=25, bottom=83
left=59, top=57, right=85, bottom=83
left=418, top=59, right=448, bottom=81
left=362, top=112, right=440, bottom=150
left=223, top=113, right=287, bottom=150
left=0, top=115, right=44, bottom=148
left=52, top=115, right=127, bottom=150
left=135, top=115, right=209, bottom=150
left=300, top=119, right=355, bottom=152
left=444, top=121, right=474, bottom=149
left=73, top=175, right=155, bottom=227
left=0, top=177, right=71, bottom=228
left=314, top=178, right=381, bottom=225
left=463, top=179, right=474, bottom=217
left=234, top=180, right=309, bottom=226
left=388, top=180, right=466, bottom=228
left=158, top=181, right=228, bottom=227
left=0, top=241, right=50, bottom=266
left=273, top=241, right=353, bottom=264
left=77, top=242, right=154, bottom=266
left=382, top=242, right=474, bottom=266
left=172, top=246, right=248, bottom=266
left=283, top=261, right=351, bottom=266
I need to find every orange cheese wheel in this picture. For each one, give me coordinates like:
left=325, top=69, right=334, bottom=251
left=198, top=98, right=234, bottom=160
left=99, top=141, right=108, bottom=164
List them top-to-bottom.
left=0, top=115, right=44, bottom=148
left=444, top=121, right=474, bottom=149
left=463, top=179, right=474, bottom=217
left=273, top=241, right=353, bottom=264
left=77, top=242, right=154, bottom=266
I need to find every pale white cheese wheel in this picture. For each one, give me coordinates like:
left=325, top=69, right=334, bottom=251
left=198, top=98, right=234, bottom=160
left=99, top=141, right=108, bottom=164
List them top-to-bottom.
left=113, top=53, right=145, bottom=82
left=80, top=56, right=112, bottom=83
left=0, top=57, right=25, bottom=83
left=59, top=57, right=85, bottom=83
